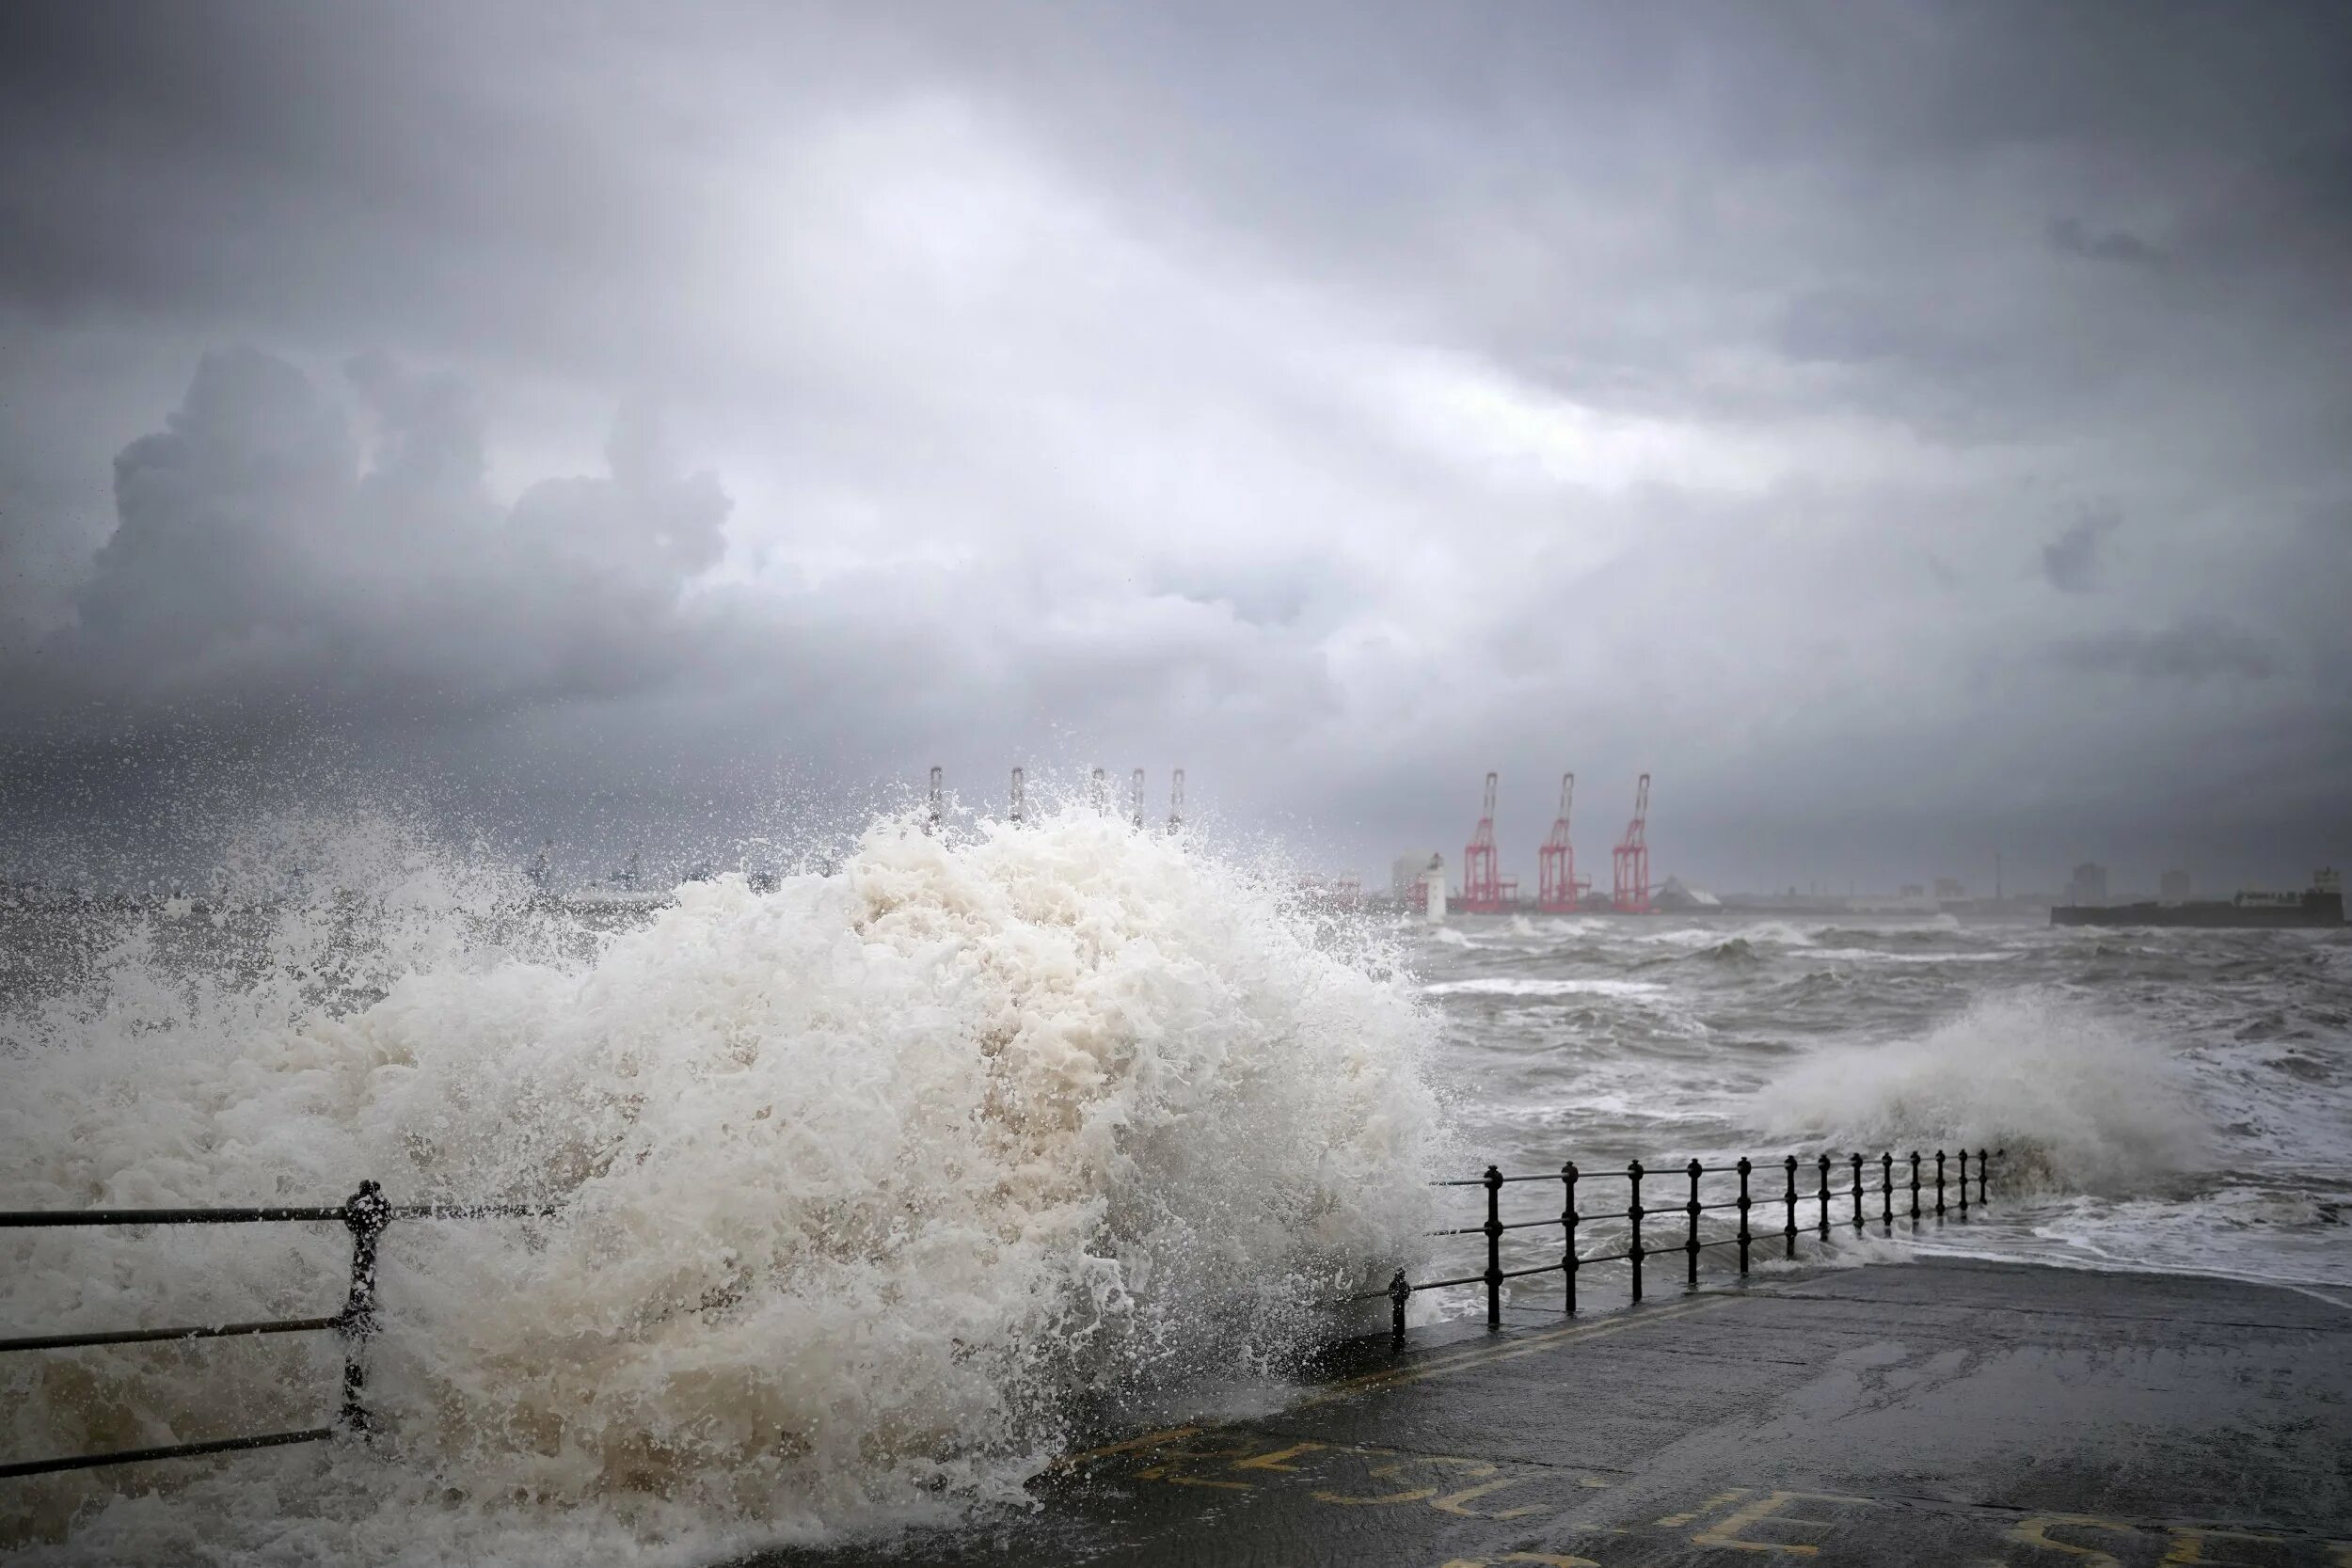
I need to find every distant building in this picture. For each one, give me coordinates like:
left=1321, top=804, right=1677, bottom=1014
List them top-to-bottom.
left=1392, top=851, right=1440, bottom=899
left=2066, top=863, right=2108, bottom=907
left=2159, top=868, right=2191, bottom=904
left=1653, top=877, right=1721, bottom=912
left=1933, top=877, right=1964, bottom=901
left=1899, top=883, right=1926, bottom=899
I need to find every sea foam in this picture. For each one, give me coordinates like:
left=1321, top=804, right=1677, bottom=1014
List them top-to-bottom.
left=0, top=809, right=1446, bottom=1560
left=1754, top=988, right=2212, bottom=1192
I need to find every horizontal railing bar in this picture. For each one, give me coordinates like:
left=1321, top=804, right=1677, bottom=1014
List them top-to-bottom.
left=1438, top=1151, right=1998, bottom=1187
left=0, top=1201, right=557, bottom=1229
left=0, top=1207, right=349, bottom=1227
left=1428, top=1217, right=1561, bottom=1237
left=1415, top=1273, right=1489, bottom=1291
left=0, top=1316, right=340, bottom=1354
left=0, top=1427, right=333, bottom=1480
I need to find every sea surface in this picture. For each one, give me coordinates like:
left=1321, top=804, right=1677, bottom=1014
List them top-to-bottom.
left=3, top=817, right=2346, bottom=1563
left=1412, top=909, right=2352, bottom=1302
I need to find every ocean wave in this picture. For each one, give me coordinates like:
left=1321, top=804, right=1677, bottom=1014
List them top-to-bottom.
left=0, top=809, right=1448, bottom=1558
left=1804, top=948, right=2014, bottom=965
left=1421, top=977, right=1666, bottom=999
left=1752, top=989, right=2211, bottom=1193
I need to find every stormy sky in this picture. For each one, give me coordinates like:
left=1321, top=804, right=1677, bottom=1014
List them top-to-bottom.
left=3, top=0, right=2348, bottom=895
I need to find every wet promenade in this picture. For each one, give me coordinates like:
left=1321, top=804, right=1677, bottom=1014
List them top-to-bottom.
left=742, top=1259, right=2352, bottom=1567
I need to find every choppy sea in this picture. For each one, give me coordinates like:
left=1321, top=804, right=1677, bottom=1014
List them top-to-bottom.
left=3, top=815, right=2345, bottom=1562
left=1413, top=910, right=2352, bottom=1301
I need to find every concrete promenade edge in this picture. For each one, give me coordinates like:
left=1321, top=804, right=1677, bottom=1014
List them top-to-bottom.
left=737, top=1259, right=2352, bottom=1568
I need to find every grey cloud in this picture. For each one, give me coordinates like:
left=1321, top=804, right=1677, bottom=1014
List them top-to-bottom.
left=3, top=1, right=2350, bottom=895
left=2049, top=217, right=2168, bottom=270
left=35, top=347, right=731, bottom=721
left=2041, top=511, right=2121, bottom=594
left=2055, top=620, right=2280, bottom=684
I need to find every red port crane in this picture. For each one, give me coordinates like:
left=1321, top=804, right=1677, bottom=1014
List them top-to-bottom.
left=1460, top=771, right=1507, bottom=912
left=1538, top=772, right=1588, bottom=912
left=1612, top=772, right=1651, bottom=913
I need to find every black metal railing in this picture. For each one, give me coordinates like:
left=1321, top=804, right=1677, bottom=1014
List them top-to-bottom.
left=1362, top=1147, right=2002, bottom=1342
left=0, top=1181, right=551, bottom=1480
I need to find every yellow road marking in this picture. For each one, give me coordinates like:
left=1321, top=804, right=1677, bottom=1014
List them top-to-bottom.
left=1229, top=1441, right=1330, bottom=1474
left=1429, top=1473, right=1548, bottom=1520
left=1657, top=1487, right=1751, bottom=1527
left=1690, top=1488, right=1871, bottom=1555
left=2008, top=1514, right=2134, bottom=1566
left=2162, top=1527, right=2289, bottom=1564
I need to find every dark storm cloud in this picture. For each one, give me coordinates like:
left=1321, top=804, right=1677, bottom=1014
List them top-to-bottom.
left=3, top=0, right=2350, bottom=893
left=2049, top=217, right=2169, bottom=271
left=28, top=346, right=728, bottom=719
left=2041, top=511, right=2122, bottom=594
left=2055, top=619, right=2280, bottom=684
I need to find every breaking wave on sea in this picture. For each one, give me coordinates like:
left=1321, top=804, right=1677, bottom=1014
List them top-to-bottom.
left=0, top=810, right=1450, bottom=1564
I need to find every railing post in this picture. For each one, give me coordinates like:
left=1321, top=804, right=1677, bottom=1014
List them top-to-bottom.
left=1957, top=1148, right=1971, bottom=1216
left=1979, top=1148, right=1992, bottom=1206
left=1934, top=1150, right=1947, bottom=1217
left=1909, top=1151, right=1922, bottom=1222
left=1850, top=1152, right=1864, bottom=1230
left=1881, top=1153, right=1894, bottom=1230
left=1816, top=1154, right=1832, bottom=1241
left=1783, top=1155, right=1799, bottom=1259
left=1735, top=1158, right=1753, bottom=1275
left=1684, top=1159, right=1703, bottom=1289
left=1628, top=1161, right=1646, bottom=1304
left=1562, top=1162, right=1580, bottom=1316
left=1482, top=1165, right=1504, bottom=1330
left=336, top=1180, right=391, bottom=1433
left=1389, top=1270, right=1411, bottom=1348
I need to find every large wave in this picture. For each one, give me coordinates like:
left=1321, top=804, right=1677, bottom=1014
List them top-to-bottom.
left=1, top=809, right=1447, bottom=1561
left=1753, top=989, right=2212, bottom=1192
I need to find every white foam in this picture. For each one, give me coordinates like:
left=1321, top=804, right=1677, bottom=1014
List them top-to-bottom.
left=0, top=810, right=1448, bottom=1560
left=1804, top=948, right=2013, bottom=964
left=1421, top=977, right=1665, bottom=999
left=1753, top=989, right=2212, bottom=1192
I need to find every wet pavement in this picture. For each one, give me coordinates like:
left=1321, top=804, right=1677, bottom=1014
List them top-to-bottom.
left=739, top=1259, right=2352, bottom=1567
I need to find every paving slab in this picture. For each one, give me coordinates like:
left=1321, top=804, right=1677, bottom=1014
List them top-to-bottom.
left=735, top=1259, right=2352, bottom=1568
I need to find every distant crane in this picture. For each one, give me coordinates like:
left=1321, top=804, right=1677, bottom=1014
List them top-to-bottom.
left=928, top=766, right=944, bottom=832
left=1009, top=766, right=1026, bottom=826
left=1130, top=768, right=1146, bottom=830
left=1167, top=768, right=1184, bottom=834
left=1460, top=772, right=1507, bottom=913
left=1538, top=772, right=1585, bottom=912
left=1612, top=773, right=1651, bottom=914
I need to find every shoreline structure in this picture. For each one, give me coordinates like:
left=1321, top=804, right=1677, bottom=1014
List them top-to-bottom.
left=13, top=1153, right=2348, bottom=1564
left=745, top=1257, right=2352, bottom=1568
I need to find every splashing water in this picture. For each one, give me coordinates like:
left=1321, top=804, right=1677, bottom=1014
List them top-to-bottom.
left=1, top=810, right=1448, bottom=1562
left=1754, top=990, right=2214, bottom=1192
